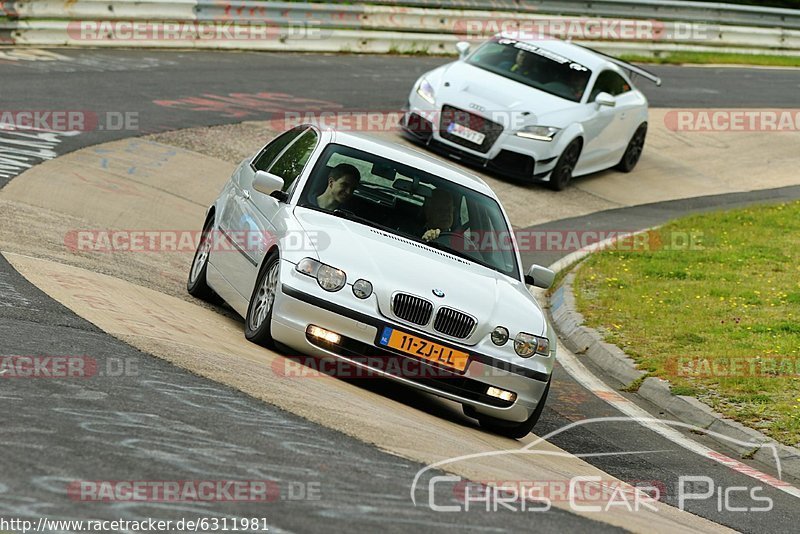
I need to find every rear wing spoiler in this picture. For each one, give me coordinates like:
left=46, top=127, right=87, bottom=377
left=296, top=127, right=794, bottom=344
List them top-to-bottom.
left=576, top=45, right=662, bottom=86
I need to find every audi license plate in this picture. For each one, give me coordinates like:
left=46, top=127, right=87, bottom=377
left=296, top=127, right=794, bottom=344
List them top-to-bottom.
left=447, top=122, right=485, bottom=145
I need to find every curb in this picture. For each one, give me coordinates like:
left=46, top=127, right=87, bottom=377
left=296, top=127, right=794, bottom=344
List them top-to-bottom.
left=549, top=266, right=800, bottom=481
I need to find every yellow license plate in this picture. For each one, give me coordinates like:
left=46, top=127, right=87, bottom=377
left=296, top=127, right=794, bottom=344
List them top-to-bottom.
left=378, top=327, right=469, bottom=372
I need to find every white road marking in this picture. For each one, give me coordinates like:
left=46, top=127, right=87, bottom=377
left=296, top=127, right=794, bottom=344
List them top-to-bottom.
left=0, top=127, right=80, bottom=180
left=542, top=236, right=800, bottom=500
left=555, top=342, right=800, bottom=499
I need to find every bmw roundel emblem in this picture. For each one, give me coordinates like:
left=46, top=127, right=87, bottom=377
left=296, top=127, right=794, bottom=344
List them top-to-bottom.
left=432, top=289, right=445, bottom=298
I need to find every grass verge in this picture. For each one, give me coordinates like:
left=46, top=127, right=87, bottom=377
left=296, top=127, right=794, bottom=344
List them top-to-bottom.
left=620, top=51, right=800, bottom=67
left=572, top=201, right=800, bottom=446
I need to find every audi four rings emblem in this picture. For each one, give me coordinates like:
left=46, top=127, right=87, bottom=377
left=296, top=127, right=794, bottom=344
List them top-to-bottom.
left=468, top=103, right=485, bottom=112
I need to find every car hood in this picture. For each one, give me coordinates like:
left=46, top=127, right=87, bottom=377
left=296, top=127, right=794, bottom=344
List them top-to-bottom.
left=434, top=62, right=578, bottom=127
left=294, top=207, right=546, bottom=344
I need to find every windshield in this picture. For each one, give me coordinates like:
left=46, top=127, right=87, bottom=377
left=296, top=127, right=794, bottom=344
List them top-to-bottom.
left=467, top=38, right=591, bottom=103
left=298, top=143, right=520, bottom=279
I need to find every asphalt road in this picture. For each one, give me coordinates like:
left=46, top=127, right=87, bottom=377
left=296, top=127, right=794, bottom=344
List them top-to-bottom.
left=2, top=47, right=799, bottom=186
left=2, top=48, right=799, bottom=533
left=0, top=255, right=622, bottom=533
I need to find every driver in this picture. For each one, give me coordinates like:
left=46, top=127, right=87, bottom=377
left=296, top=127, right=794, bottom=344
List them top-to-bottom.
left=510, top=49, right=539, bottom=79
left=565, top=67, right=587, bottom=101
left=309, top=163, right=361, bottom=211
left=421, top=189, right=455, bottom=242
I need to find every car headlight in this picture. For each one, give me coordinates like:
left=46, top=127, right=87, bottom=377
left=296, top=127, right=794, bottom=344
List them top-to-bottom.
left=416, top=78, right=436, bottom=105
left=515, top=125, right=561, bottom=142
left=296, top=258, right=346, bottom=292
left=352, top=279, right=373, bottom=299
left=491, top=326, right=509, bottom=346
left=514, top=332, right=550, bottom=358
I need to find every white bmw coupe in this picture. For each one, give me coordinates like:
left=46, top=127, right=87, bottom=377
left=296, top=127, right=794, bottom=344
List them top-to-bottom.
left=402, top=35, right=661, bottom=190
left=188, top=124, right=556, bottom=438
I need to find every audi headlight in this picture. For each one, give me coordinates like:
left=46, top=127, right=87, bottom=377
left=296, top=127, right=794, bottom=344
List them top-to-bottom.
left=416, top=78, right=436, bottom=105
left=515, top=125, right=560, bottom=142
left=296, top=258, right=346, bottom=292
left=514, top=332, right=550, bottom=358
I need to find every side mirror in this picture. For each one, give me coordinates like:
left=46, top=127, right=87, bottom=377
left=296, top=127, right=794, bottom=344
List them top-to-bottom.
left=456, top=41, right=470, bottom=60
left=595, top=92, right=616, bottom=107
left=252, top=170, right=284, bottom=196
left=525, top=264, right=555, bottom=289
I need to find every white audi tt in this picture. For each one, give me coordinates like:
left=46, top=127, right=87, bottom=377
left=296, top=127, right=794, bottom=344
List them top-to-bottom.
left=402, top=35, right=661, bottom=190
left=187, top=124, right=556, bottom=438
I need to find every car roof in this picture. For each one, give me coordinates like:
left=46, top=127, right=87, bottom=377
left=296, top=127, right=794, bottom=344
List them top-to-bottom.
left=498, top=35, right=613, bottom=72
left=324, top=128, right=495, bottom=196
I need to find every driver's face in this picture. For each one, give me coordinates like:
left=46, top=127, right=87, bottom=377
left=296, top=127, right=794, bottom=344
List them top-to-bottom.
left=329, top=175, right=358, bottom=204
left=426, top=192, right=454, bottom=229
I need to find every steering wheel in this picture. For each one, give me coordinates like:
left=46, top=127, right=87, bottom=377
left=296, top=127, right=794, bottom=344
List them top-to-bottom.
left=436, top=231, right=480, bottom=254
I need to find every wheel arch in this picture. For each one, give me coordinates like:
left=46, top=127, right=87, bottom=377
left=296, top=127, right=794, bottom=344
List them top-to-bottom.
left=555, top=121, right=585, bottom=155
left=560, top=134, right=585, bottom=161
left=256, top=245, right=281, bottom=276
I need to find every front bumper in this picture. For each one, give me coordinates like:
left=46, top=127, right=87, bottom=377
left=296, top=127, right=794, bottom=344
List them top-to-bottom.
left=401, top=98, right=561, bottom=182
left=271, top=280, right=551, bottom=424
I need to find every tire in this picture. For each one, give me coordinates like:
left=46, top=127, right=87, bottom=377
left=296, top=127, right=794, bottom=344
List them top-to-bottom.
left=616, top=123, right=647, bottom=173
left=547, top=139, right=582, bottom=191
left=187, top=214, right=217, bottom=302
left=244, top=252, right=280, bottom=348
left=478, top=379, right=551, bottom=439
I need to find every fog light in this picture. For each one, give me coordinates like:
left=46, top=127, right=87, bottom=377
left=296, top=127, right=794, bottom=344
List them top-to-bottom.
left=307, top=325, right=341, bottom=345
left=486, top=387, right=516, bottom=402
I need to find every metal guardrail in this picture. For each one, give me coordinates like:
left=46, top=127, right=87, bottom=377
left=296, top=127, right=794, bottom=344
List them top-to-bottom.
left=1, top=0, right=799, bottom=56
left=329, top=0, right=800, bottom=30
left=9, top=1, right=796, bottom=29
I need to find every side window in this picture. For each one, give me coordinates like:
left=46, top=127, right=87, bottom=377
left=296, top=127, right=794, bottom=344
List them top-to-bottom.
left=589, top=71, right=632, bottom=101
left=251, top=126, right=305, bottom=171
left=268, top=129, right=320, bottom=191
